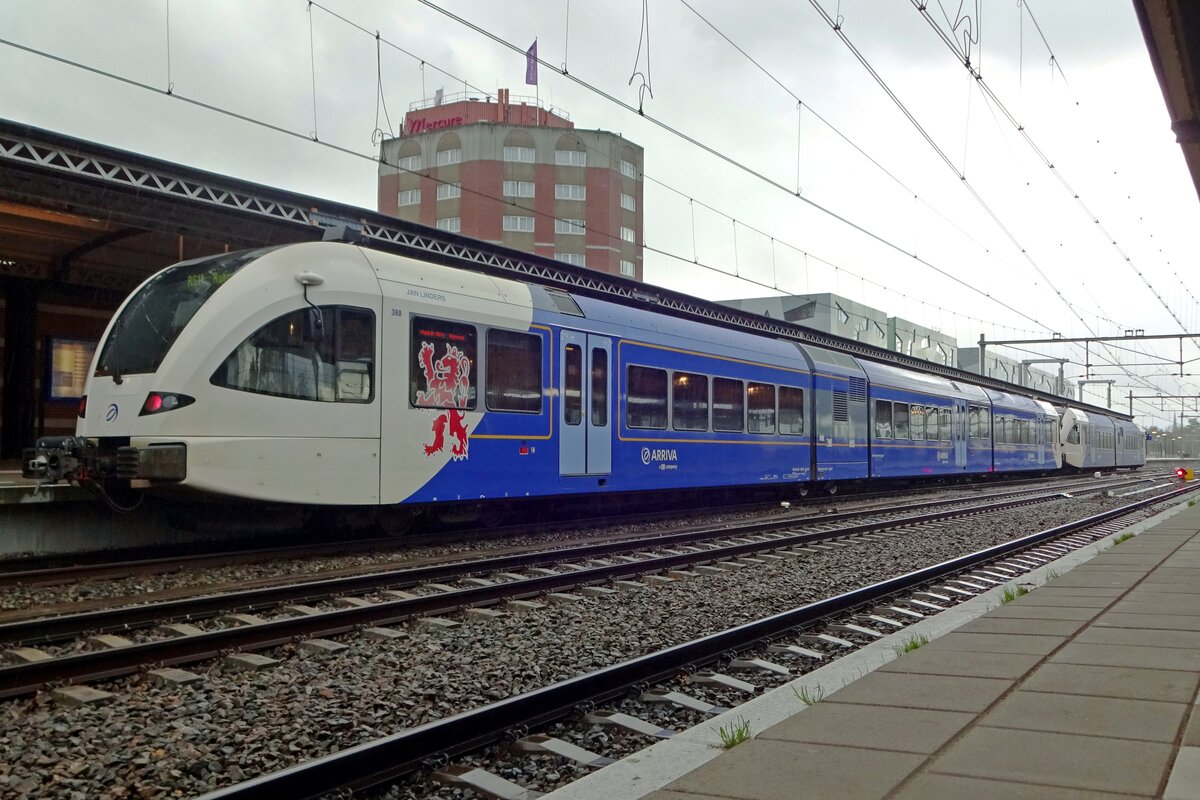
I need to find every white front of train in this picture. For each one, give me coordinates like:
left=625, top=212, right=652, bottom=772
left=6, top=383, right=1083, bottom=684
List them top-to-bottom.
left=25, top=242, right=384, bottom=505
left=1060, top=408, right=1089, bottom=469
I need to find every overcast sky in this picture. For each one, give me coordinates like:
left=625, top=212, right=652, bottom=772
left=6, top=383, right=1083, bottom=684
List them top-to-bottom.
left=4, top=0, right=1198, bottom=428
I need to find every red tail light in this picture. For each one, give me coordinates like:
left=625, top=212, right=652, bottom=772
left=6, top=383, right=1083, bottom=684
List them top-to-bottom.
left=139, top=392, right=195, bottom=416
left=78, top=395, right=87, bottom=419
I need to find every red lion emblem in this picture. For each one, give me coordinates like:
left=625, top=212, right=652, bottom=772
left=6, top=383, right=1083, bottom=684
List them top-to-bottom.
left=416, top=341, right=471, bottom=459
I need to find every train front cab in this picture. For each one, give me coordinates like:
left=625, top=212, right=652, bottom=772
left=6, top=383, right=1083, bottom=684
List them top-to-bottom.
left=74, top=242, right=385, bottom=505
left=859, top=361, right=988, bottom=478
left=984, top=391, right=1059, bottom=473
left=1061, top=408, right=1117, bottom=471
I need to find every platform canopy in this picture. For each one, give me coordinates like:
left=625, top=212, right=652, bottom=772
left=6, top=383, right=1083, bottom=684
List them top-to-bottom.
left=1135, top=0, right=1200, bottom=201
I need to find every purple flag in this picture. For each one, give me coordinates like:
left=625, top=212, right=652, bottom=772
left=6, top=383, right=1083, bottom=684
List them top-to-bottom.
left=525, top=40, right=538, bottom=86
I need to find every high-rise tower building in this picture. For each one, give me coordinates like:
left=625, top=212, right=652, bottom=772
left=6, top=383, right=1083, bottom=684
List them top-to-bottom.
left=378, top=89, right=644, bottom=279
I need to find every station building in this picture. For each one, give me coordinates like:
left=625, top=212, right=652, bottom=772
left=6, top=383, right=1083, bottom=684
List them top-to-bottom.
left=377, top=89, right=644, bottom=280
left=725, top=292, right=1073, bottom=398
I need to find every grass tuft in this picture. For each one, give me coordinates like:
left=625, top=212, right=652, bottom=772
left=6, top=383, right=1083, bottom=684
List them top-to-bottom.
left=1190, top=499, right=1197, bottom=507
left=1111, top=532, right=1135, bottom=546
left=1000, top=584, right=1029, bottom=604
left=893, top=634, right=931, bottom=656
left=792, top=684, right=826, bottom=705
left=718, top=717, right=752, bottom=749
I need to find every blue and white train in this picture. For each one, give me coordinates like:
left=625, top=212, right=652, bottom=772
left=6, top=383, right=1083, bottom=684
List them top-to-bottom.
left=24, top=242, right=1145, bottom=523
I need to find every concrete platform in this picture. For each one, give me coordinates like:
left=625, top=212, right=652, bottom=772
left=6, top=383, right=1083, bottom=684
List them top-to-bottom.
left=548, top=496, right=1200, bottom=800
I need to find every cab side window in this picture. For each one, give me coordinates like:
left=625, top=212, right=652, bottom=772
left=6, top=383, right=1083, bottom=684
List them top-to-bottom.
left=212, top=306, right=375, bottom=403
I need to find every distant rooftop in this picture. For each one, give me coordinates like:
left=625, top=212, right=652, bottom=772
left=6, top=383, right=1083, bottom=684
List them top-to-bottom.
left=408, top=90, right=571, bottom=122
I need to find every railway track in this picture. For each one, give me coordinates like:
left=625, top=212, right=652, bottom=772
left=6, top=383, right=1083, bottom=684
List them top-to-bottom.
left=0, top=470, right=1152, bottom=589
left=0, top=474, right=1170, bottom=699
left=192, top=483, right=1200, bottom=800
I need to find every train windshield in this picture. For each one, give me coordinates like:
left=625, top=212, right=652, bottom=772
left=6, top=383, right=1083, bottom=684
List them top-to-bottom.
left=96, top=248, right=273, bottom=378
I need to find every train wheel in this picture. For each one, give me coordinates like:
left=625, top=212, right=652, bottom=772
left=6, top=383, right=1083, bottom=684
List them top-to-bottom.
left=824, top=482, right=839, bottom=496
left=796, top=485, right=811, bottom=498
left=478, top=504, right=508, bottom=529
left=378, top=508, right=418, bottom=538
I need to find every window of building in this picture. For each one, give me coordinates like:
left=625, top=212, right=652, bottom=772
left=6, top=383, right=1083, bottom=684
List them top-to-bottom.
left=503, top=146, right=535, bottom=163
left=436, top=148, right=461, bottom=166
left=555, top=149, right=586, bottom=167
left=398, top=155, right=422, bottom=172
left=619, top=159, right=637, bottom=179
left=503, top=180, right=535, bottom=198
left=436, top=183, right=461, bottom=200
left=555, top=183, right=586, bottom=201
left=398, top=189, right=421, bottom=207
left=620, top=193, right=636, bottom=212
left=502, top=215, right=535, bottom=233
left=436, top=217, right=461, bottom=233
left=556, top=218, right=585, bottom=235
left=620, top=226, right=636, bottom=243
left=556, top=253, right=586, bottom=267
left=619, top=259, right=636, bottom=277
left=835, top=304, right=850, bottom=325
left=212, top=306, right=375, bottom=403
left=409, top=316, right=476, bottom=409
left=486, top=329, right=541, bottom=413
left=627, top=365, right=667, bottom=429
left=672, top=371, right=708, bottom=431
left=712, top=377, right=744, bottom=432
left=748, top=382, right=776, bottom=434
left=779, top=386, right=805, bottom=435
left=874, top=400, right=892, bottom=438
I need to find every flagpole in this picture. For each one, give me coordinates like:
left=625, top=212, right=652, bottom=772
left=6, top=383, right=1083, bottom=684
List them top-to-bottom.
left=535, top=37, right=540, bottom=127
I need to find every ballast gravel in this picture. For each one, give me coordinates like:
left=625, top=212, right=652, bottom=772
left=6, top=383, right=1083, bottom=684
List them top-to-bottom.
left=0, top=473, right=1109, bottom=615
left=0, top=491, right=1156, bottom=799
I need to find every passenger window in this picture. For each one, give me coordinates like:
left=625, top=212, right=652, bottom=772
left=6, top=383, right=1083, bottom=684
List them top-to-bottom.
left=212, top=305, right=376, bottom=403
left=486, top=329, right=542, bottom=413
left=564, top=345, right=582, bottom=425
left=591, top=348, right=608, bottom=426
left=627, top=365, right=667, bottom=429
left=672, top=371, right=709, bottom=431
left=712, top=377, right=745, bottom=432
left=748, top=382, right=776, bottom=434
left=779, top=386, right=804, bottom=435
left=874, top=400, right=892, bottom=439
left=894, top=403, right=910, bottom=439
left=909, top=406, right=925, bottom=441
left=969, top=406, right=979, bottom=438
left=939, top=408, right=950, bottom=441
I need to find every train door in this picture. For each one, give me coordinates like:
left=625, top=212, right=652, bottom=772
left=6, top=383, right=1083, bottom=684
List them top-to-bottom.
left=559, top=331, right=612, bottom=476
left=954, top=399, right=967, bottom=468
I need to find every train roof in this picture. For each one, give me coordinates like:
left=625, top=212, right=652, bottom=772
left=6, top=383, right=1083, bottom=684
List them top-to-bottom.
left=857, top=359, right=988, bottom=401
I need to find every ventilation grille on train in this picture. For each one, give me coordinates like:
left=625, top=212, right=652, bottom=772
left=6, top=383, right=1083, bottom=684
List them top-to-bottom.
left=544, top=288, right=584, bottom=316
left=848, top=376, right=867, bottom=403
left=833, top=390, right=849, bottom=421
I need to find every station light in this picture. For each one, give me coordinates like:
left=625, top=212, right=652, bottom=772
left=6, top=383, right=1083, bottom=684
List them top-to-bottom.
left=139, top=392, right=195, bottom=416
